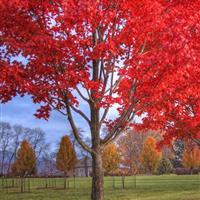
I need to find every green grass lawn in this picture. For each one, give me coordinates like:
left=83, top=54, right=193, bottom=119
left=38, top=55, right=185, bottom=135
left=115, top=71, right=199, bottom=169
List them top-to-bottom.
left=0, top=175, right=199, bottom=200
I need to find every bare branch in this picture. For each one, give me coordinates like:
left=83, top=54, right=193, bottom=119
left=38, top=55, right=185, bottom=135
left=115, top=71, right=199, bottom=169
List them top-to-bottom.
left=104, top=74, right=122, bottom=94
left=102, top=81, right=138, bottom=144
left=81, top=83, right=93, bottom=102
left=75, top=87, right=89, bottom=103
left=63, top=94, right=93, bottom=154
left=49, top=103, right=67, bottom=116
left=70, top=104, right=91, bottom=124
left=100, top=106, right=110, bottom=127
left=103, top=111, right=136, bottom=146
left=191, top=137, right=200, bottom=148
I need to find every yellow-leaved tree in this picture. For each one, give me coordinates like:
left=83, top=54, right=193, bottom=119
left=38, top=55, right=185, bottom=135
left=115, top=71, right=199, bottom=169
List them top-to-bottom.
left=56, top=135, right=76, bottom=188
left=141, top=137, right=161, bottom=174
left=12, top=140, right=36, bottom=177
left=182, top=141, right=200, bottom=171
left=102, top=143, right=120, bottom=175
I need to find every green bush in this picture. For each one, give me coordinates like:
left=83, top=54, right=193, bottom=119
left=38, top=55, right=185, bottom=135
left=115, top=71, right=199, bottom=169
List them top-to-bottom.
left=157, top=157, right=173, bottom=175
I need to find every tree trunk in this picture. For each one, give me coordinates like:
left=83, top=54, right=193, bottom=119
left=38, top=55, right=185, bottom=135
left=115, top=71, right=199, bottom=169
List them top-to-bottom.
left=89, top=75, right=104, bottom=200
left=0, top=150, right=5, bottom=175
left=7, top=152, right=15, bottom=175
left=91, top=152, right=104, bottom=200
left=64, top=173, right=67, bottom=189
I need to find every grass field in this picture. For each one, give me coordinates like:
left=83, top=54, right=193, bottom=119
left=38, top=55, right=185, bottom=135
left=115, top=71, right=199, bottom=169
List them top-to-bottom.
left=0, top=175, right=199, bottom=200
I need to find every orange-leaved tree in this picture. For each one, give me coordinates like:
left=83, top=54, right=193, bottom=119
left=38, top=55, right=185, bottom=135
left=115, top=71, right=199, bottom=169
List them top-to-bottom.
left=56, top=135, right=77, bottom=177
left=141, top=137, right=161, bottom=174
left=12, top=140, right=36, bottom=177
left=182, top=140, right=200, bottom=170
left=102, top=143, right=120, bottom=175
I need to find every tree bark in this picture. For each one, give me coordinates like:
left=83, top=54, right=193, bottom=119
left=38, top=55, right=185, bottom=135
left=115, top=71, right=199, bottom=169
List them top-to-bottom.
left=91, top=152, right=104, bottom=200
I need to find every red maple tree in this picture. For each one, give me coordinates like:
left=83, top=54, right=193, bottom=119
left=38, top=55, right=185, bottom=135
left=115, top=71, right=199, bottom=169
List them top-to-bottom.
left=0, top=1, right=200, bottom=199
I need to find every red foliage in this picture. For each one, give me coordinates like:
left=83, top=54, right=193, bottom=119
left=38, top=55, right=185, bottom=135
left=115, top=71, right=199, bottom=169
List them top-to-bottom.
left=0, top=0, right=199, bottom=145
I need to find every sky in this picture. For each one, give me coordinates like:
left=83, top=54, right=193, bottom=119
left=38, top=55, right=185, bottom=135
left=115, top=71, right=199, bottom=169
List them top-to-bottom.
left=0, top=51, right=74, bottom=146
left=0, top=93, right=143, bottom=147
left=0, top=95, right=114, bottom=143
left=0, top=96, right=71, bottom=145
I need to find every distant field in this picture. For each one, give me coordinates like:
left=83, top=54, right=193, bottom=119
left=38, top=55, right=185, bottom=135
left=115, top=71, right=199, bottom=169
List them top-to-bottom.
left=0, top=175, right=200, bottom=200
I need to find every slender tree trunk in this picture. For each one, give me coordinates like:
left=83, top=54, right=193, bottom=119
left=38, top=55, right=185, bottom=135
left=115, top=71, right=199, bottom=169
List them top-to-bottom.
left=90, top=114, right=104, bottom=199
left=1, top=150, right=5, bottom=175
left=91, top=151, right=104, bottom=200
left=7, top=152, right=15, bottom=175
left=64, top=173, right=67, bottom=189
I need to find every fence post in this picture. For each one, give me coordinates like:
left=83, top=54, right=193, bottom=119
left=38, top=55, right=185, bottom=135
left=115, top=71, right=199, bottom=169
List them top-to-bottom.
left=134, top=174, right=136, bottom=189
left=122, top=175, right=125, bottom=189
left=73, top=176, right=75, bottom=189
left=112, top=176, right=115, bottom=189
left=2, top=177, right=4, bottom=192
left=6, top=177, right=8, bottom=193
left=17, top=177, right=20, bottom=189
left=45, top=177, right=47, bottom=189
left=64, top=177, right=66, bottom=189
left=12, top=178, right=14, bottom=188
left=20, top=178, right=23, bottom=193
left=23, top=178, right=25, bottom=192
left=28, top=178, right=30, bottom=193
left=49, top=178, right=51, bottom=188
left=55, top=178, right=57, bottom=189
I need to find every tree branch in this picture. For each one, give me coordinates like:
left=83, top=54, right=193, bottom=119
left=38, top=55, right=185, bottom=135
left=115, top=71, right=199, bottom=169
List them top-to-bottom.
left=102, top=81, right=138, bottom=144
left=75, top=86, right=89, bottom=103
left=63, top=95, right=93, bottom=154
left=49, top=103, right=67, bottom=116
left=69, top=104, right=91, bottom=124
left=191, top=137, right=200, bottom=148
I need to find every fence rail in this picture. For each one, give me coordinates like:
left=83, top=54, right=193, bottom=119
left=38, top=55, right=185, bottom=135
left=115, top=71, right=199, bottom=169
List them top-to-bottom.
left=0, top=175, right=199, bottom=194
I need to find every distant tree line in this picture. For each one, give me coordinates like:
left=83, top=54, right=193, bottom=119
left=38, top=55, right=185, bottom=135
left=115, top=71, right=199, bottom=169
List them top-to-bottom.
left=0, top=122, right=199, bottom=177
left=0, top=122, right=87, bottom=178
left=116, top=129, right=200, bottom=175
